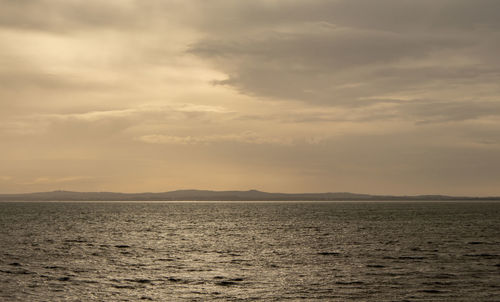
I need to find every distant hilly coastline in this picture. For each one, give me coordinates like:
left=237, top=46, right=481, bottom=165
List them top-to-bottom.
left=0, top=190, right=499, bottom=201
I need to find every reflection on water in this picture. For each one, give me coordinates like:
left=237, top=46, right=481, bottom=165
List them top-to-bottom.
left=1, top=201, right=499, bottom=301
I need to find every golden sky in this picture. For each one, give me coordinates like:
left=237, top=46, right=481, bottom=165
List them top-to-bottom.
left=1, top=0, right=500, bottom=195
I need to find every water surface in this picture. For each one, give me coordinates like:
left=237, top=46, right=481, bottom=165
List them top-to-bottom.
left=1, top=201, right=499, bottom=301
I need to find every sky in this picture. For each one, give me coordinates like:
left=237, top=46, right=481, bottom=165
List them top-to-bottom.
left=1, top=0, right=499, bottom=195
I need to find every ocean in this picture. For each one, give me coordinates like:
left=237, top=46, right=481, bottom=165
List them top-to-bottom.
left=1, top=201, right=499, bottom=301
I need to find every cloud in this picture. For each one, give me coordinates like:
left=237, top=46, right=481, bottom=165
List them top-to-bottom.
left=0, top=0, right=151, bottom=33
left=188, top=0, right=500, bottom=124
left=191, top=0, right=500, bottom=33
left=192, top=26, right=469, bottom=104
left=402, top=100, right=500, bottom=124
left=0, top=104, right=233, bottom=143
left=42, top=104, right=232, bottom=127
left=137, top=131, right=292, bottom=146
left=0, top=176, right=12, bottom=182
left=22, top=176, right=94, bottom=185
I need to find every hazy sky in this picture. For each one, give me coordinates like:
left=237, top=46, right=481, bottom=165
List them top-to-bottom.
left=1, top=0, right=499, bottom=195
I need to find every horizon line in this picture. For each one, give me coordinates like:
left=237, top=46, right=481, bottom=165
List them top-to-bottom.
left=1, top=189, right=499, bottom=199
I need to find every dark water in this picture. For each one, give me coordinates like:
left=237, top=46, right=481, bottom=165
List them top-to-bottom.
left=0, top=201, right=499, bottom=301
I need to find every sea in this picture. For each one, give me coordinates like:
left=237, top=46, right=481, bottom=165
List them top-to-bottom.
left=0, top=201, right=499, bottom=301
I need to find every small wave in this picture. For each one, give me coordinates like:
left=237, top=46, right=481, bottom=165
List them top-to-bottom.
left=64, top=239, right=87, bottom=243
left=317, top=252, right=341, bottom=256
left=464, top=253, right=499, bottom=259
left=398, top=256, right=425, bottom=260
left=156, top=258, right=176, bottom=262
left=230, top=259, right=251, bottom=263
left=0, top=268, right=34, bottom=275
left=186, top=268, right=213, bottom=272
left=432, top=273, right=457, bottom=279
left=165, top=276, right=184, bottom=283
left=213, top=276, right=245, bottom=286
left=124, top=278, right=153, bottom=284
left=82, top=280, right=99, bottom=284
left=215, top=280, right=238, bottom=286
left=335, top=281, right=364, bottom=285
left=422, top=281, right=453, bottom=286
left=112, top=284, right=136, bottom=289
left=420, top=289, right=443, bottom=294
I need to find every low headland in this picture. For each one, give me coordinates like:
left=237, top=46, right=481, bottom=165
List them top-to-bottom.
left=0, top=190, right=498, bottom=201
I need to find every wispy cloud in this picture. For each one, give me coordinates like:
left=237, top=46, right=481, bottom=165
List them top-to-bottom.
left=42, top=104, right=231, bottom=121
left=137, top=131, right=292, bottom=146
left=0, top=176, right=12, bottom=182
left=22, top=176, right=93, bottom=185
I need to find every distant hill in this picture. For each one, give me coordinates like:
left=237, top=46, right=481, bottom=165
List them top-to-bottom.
left=0, top=190, right=498, bottom=201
